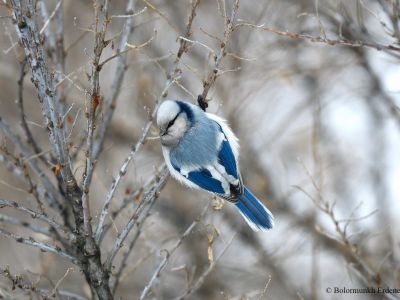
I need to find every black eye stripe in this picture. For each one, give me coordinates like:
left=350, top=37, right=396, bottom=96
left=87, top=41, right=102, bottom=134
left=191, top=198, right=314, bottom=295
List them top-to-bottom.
left=167, top=112, right=180, bottom=129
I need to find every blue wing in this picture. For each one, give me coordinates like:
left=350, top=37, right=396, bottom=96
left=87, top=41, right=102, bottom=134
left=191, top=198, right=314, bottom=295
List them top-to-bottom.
left=169, top=122, right=239, bottom=196
left=216, top=124, right=238, bottom=179
left=218, top=138, right=238, bottom=178
left=171, top=165, right=225, bottom=194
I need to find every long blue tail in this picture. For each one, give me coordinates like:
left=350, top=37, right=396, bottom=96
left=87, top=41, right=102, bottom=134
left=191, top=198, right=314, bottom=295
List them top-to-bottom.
left=236, top=186, right=274, bottom=231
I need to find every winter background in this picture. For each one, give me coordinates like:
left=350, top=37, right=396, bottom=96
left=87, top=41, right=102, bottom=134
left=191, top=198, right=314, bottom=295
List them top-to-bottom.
left=0, top=0, right=399, bottom=299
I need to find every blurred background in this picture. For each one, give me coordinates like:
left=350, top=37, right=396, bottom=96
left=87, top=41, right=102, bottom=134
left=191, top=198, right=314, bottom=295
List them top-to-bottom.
left=0, top=0, right=399, bottom=299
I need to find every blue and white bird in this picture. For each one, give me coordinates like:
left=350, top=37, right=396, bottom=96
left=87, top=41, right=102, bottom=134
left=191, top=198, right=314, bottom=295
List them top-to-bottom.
left=156, top=100, right=274, bottom=231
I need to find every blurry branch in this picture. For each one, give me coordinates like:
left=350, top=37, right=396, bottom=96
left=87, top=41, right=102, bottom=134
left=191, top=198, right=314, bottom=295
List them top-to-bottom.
left=10, top=0, right=78, bottom=192
left=10, top=0, right=78, bottom=239
left=39, top=0, right=63, bottom=36
left=39, top=0, right=57, bottom=49
left=39, top=0, right=68, bottom=117
left=39, top=0, right=67, bottom=123
left=54, top=0, right=67, bottom=119
left=80, top=0, right=110, bottom=253
left=93, top=0, right=138, bottom=160
left=142, top=0, right=179, bottom=34
left=177, top=0, right=200, bottom=58
left=198, top=0, right=240, bottom=110
left=377, top=0, right=400, bottom=42
left=8, top=1, right=122, bottom=298
left=315, top=4, right=400, bottom=131
left=110, top=6, right=147, bottom=19
left=233, top=23, right=400, bottom=58
left=125, top=31, right=156, bottom=50
left=98, top=34, right=154, bottom=68
left=178, top=36, right=215, bottom=55
left=360, top=55, right=400, bottom=131
left=16, top=59, right=48, bottom=165
left=0, top=117, right=60, bottom=208
left=94, top=120, right=161, bottom=243
left=0, top=146, right=45, bottom=212
left=104, top=168, right=169, bottom=271
left=99, top=171, right=160, bottom=241
left=110, top=171, right=172, bottom=293
left=294, top=182, right=388, bottom=290
left=0, top=199, right=72, bottom=240
left=139, top=203, right=210, bottom=300
left=221, top=207, right=299, bottom=299
left=0, top=214, right=52, bottom=237
left=110, top=221, right=149, bottom=293
left=0, top=228, right=77, bottom=263
left=175, top=233, right=236, bottom=300
left=113, top=249, right=155, bottom=294
left=0, top=266, right=87, bottom=300
left=0, top=266, right=47, bottom=298
left=51, top=267, right=74, bottom=298
left=258, top=275, right=272, bottom=300
left=40, top=289, right=87, bottom=300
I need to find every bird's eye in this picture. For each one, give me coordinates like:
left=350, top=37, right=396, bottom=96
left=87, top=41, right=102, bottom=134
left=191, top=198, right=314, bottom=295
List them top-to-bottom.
left=166, top=113, right=180, bottom=129
left=167, top=120, right=175, bottom=129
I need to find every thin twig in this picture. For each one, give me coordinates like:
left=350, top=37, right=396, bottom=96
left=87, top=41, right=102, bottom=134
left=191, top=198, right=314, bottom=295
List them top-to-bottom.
left=40, top=0, right=63, bottom=35
left=81, top=0, right=110, bottom=253
left=92, top=0, right=139, bottom=161
left=198, top=0, right=240, bottom=110
left=10, top=1, right=82, bottom=230
left=233, top=23, right=400, bottom=58
left=16, top=59, right=48, bottom=165
left=0, top=117, right=60, bottom=208
left=94, top=122, right=162, bottom=242
left=0, top=146, right=45, bottom=212
left=98, top=165, right=163, bottom=243
left=104, top=168, right=169, bottom=270
left=0, top=199, right=73, bottom=240
left=139, top=203, right=210, bottom=300
left=0, top=214, right=52, bottom=237
left=0, top=228, right=77, bottom=264
left=175, top=233, right=236, bottom=300
left=0, top=267, right=87, bottom=300
left=51, top=267, right=73, bottom=297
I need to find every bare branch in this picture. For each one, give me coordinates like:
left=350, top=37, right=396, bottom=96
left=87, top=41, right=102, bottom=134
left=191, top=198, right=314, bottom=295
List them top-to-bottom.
left=10, top=0, right=78, bottom=190
left=40, top=0, right=63, bottom=35
left=80, top=0, right=111, bottom=253
left=93, top=0, right=139, bottom=161
left=198, top=0, right=240, bottom=110
left=110, top=6, right=147, bottom=19
left=233, top=23, right=400, bottom=58
left=16, top=59, right=48, bottom=165
left=0, top=117, right=60, bottom=208
left=94, top=120, right=162, bottom=242
left=104, top=167, right=169, bottom=270
left=0, top=199, right=73, bottom=240
left=139, top=203, right=210, bottom=300
left=0, top=214, right=52, bottom=237
left=0, top=228, right=77, bottom=264
left=175, top=233, right=236, bottom=300
left=0, top=266, right=87, bottom=300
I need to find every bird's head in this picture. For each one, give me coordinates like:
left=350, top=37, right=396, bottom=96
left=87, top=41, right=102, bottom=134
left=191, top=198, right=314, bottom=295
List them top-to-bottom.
left=156, top=100, right=193, bottom=147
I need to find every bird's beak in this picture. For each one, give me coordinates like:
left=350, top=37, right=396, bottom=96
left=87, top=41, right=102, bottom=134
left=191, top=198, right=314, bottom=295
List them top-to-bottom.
left=160, top=128, right=166, bottom=136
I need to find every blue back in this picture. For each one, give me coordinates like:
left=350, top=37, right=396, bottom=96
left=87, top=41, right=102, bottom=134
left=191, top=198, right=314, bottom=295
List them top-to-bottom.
left=170, top=102, right=220, bottom=168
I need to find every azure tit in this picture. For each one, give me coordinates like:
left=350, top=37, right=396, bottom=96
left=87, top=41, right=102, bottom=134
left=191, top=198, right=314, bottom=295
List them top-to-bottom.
left=156, top=100, right=274, bottom=231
